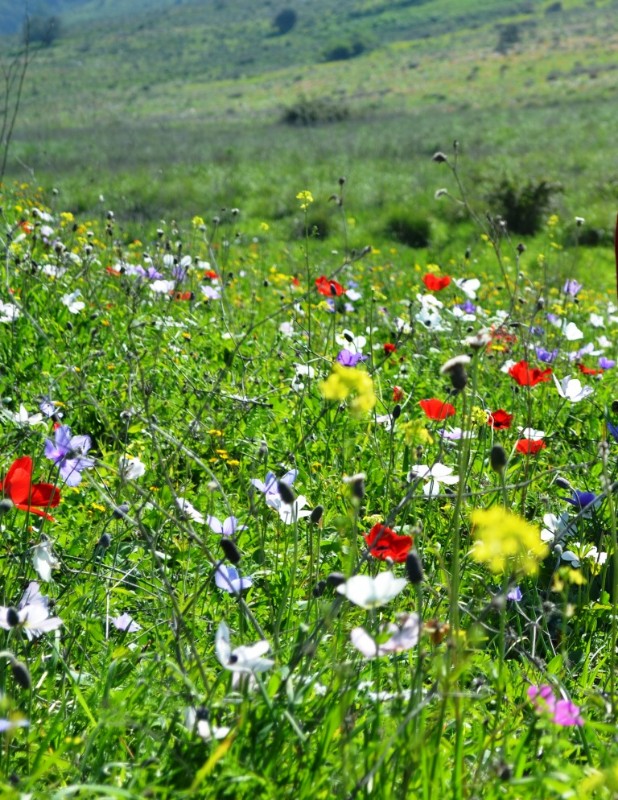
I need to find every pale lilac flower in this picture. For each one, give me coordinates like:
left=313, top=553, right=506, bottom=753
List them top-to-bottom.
left=562, top=279, right=582, bottom=298
left=201, top=285, right=221, bottom=301
left=535, top=346, right=558, bottom=364
left=337, top=349, right=367, bottom=367
left=599, top=357, right=615, bottom=369
left=39, top=396, right=62, bottom=418
left=45, top=425, right=94, bottom=486
left=438, top=427, right=475, bottom=441
left=119, top=455, right=146, bottom=480
left=250, top=470, right=297, bottom=510
left=278, top=496, right=312, bottom=525
left=176, top=497, right=205, bottom=524
left=206, top=515, right=247, bottom=537
left=32, top=539, right=59, bottom=582
left=215, top=564, right=253, bottom=594
left=0, top=582, right=62, bottom=640
left=506, top=586, right=523, bottom=602
left=112, top=612, right=141, bottom=632
left=0, top=718, right=29, bottom=733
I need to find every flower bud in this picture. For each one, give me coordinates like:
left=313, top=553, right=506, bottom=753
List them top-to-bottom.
left=392, top=404, right=402, bottom=420
left=490, top=445, right=507, bottom=474
left=277, top=480, right=296, bottom=505
left=0, top=498, right=14, bottom=515
left=310, top=505, right=324, bottom=524
left=98, top=532, right=112, bottom=549
left=220, top=538, right=241, bottom=565
left=405, top=550, right=424, bottom=584
left=326, top=572, right=346, bottom=588
left=312, top=580, right=327, bottom=598
left=6, top=607, right=20, bottom=627
left=11, top=659, right=31, bottom=690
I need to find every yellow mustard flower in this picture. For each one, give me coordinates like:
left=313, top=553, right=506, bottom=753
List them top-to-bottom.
left=296, top=190, right=314, bottom=210
left=320, top=363, right=376, bottom=416
left=470, top=506, right=548, bottom=576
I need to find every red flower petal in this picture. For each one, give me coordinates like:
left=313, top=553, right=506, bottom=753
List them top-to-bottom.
left=423, top=274, right=451, bottom=292
left=315, top=275, right=345, bottom=297
left=383, top=343, right=396, bottom=355
left=508, top=360, right=552, bottom=387
left=576, top=362, right=603, bottom=376
left=393, top=386, right=404, bottom=403
left=419, top=398, right=456, bottom=420
left=488, top=409, right=513, bottom=429
left=516, top=439, right=546, bottom=455
left=3, top=456, right=33, bottom=505
left=29, top=483, right=61, bottom=509
left=364, top=524, right=413, bottom=563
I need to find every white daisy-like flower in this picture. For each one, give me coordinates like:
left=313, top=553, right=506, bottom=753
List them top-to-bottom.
left=150, top=279, right=176, bottom=294
left=61, top=290, right=85, bottom=314
left=0, top=301, right=20, bottom=323
left=563, top=322, right=584, bottom=341
left=335, top=329, right=366, bottom=353
left=553, top=375, right=594, bottom=403
left=2, top=404, right=45, bottom=427
left=518, top=427, right=546, bottom=441
left=119, top=455, right=146, bottom=480
left=408, top=463, right=459, bottom=496
left=278, top=496, right=312, bottom=525
left=541, top=512, right=571, bottom=546
left=206, top=515, right=247, bottom=537
left=32, top=539, right=59, bottom=582
left=336, top=571, right=408, bottom=610
left=0, top=582, right=62, bottom=640
left=112, top=612, right=141, bottom=632
left=351, top=613, right=420, bottom=658
left=215, top=622, right=274, bottom=675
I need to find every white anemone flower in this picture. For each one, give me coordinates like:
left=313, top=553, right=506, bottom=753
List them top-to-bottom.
left=453, top=277, right=481, bottom=299
left=61, top=290, right=85, bottom=314
left=0, top=301, right=20, bottom=323
left=562, top=322, right=584, bottom=341
left=335, top=329, right=366, bottom=353
left=553, top=375, right=594, bottom=403
left=2, top=404, right=45, bottom=427
left=518, top=427, right=546, bottom=441
left=119, top=455, right=146, bottom=480
left=408, top=463, right=459, bottom=496
left=278, top=496, right=312, bottom=525
left=541, top=512, right=572, bottom=546
left=32, top=539, right=59, bottom=582
left=561, top=543, right=607, bottom=570
left=215, top=565, right=253, bottom=594
left=336, top=571, right=407, bottom=610
left=0, top=582, right=62, bottom=640
left=112, top=612, right=141, bottom=632
left=351, top=613, right=421, bottom=659
left=215, top=622, right=274, bottom=678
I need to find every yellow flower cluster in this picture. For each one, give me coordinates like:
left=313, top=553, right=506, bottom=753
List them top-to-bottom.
left=296, top=190, right=314, bottom=211
left=320, top=364, right=376, bottom=416
left=470, top=506, right=548, bottom=576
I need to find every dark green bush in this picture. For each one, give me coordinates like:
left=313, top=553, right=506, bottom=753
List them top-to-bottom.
left=273, top=9, right=297, bottom=35
left=24, top=15, right=61, bottom=47
left=323, top=38, right=366, bottom=62
left=281, top=95, right=349, bottom=126
left=487, top=179, right=557, bottom=236
left=384, top=210, right=431, bottom=248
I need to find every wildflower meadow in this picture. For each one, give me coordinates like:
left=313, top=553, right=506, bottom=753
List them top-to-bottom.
left=0, top=152, right=617, bottom=799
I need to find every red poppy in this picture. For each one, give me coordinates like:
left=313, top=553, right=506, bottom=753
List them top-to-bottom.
left=20, top=221, right=34, bottom=234
left=106, top=265, right=122, bottom=277
left=204, top=270, right=220, bottom=280
left=422, top=274, right=451, bottom=291
left=315, top=275, right=345, bottom=297
left=291, top=276, right=300, bottom=287
left=488, top=326, right=518, bottom=353
left=383, top=343, right=397, bottom=355
left=508, top=360, right=552, bottom=387
left=577, top=363, right=603, bottom=376
left=393, top=385, right=404, bottom=403
left=419, top=398, right=456, bottom=420
left=488, top=409, right=513, bottom=429
left=515, top=439, right=546, bottom=455
left=1, top=457, right=61, bottom=521
left=364, top=524, right=413, bottom=563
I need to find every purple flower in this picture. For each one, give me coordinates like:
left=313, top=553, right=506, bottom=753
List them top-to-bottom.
left=135, top=265, right=163, bottom=280
left=562, top=279, right=582, bottom=298
left=456, top=300, right=476, bottom=314
left=546, top=313, right=560, bottom=326
left=530, top=325, right=545, bottom=337
left=535, top=346, right=559, bottom=364
left=336, top=349, right=367, bottom=367
left=599, top=357, right=615, bottom=369
left=39, top=396, right=62, bottom=419
left=608, top=422, right=618, bottom=443
left=44, top=425, right=95, bottom=486
left=250, top=469, right=297, bottom=509
left=565, top=490, right=597, bottom=511
left=206, top=515, right=247, bottom=537
left=215, top=564, right=253, bottom=594
left=506, top=586, right=523, bottom=602
left=112, top=612, right=141, bottom=632
left=528, top=685, right=583, bottom=727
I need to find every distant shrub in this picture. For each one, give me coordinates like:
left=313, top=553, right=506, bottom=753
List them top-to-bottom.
left=545, top=2, right=563, bottom=13
left=273, top=9, right=297, bottom=35
left=24, top=15, right=62, bottom=47
left=495, top=23, right=520, bottom=54
left=323, top=38, right=366, bottom=62
left=281, top=95, right=349, bottom=126
left=488, top=179, right=557, bottom=236
left=293, top=210, right=331, bottom=240
left=384, top=210, right=431, bottom=248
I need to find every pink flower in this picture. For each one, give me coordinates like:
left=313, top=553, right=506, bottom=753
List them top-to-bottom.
left=527, top=684, right=583, bottom=727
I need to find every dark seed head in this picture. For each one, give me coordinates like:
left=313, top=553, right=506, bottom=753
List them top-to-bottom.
left=392, top=404, right=402, bottom=420
left=490, top=445, right=507, bottom=474
left=277, top=480, right=296, bottom=505
left=310, top=505, right=324, bottom=524
left=98, top=532, right=112, bottom=549
left=220, top=537, right=241, bottom=565
left=405, top=550, right=424, bottom=585
left=326, top=572, right=346, bottom=588
left=312, top=580, right=327, bottom=598
left=6, top=607, right=20, bottom=627
left=11, top=659, right=31, bottom=690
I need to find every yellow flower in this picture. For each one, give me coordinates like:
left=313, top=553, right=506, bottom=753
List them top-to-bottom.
left=296, top=190, right=314, bottom=210
left=192, top=215, right=205, bottom=228
left=320, top=364, right=376, bottom=416
left=470, top=406, right=489, bottom=426
left=400, top=419, right=433, bottom=446
left=470, top=506, right=548, bottom=576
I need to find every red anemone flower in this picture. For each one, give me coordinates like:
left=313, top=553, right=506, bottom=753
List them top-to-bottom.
left=204, top=270, right=220, bottom=280
left=423, top=274, right=451, bottom=291
left=315, top=275, right=345, bottom=297
left=171, top=291, right=194, bottom=301
left=383, top=342, right=397, bottom=355
left=508, top=360, right=552, bottom=387
left=577, top=362, right=603, bottom=376
left=393, top=385, right=404, bottom=403
left=419, top=398, right=456, bottom=420
left=488, top=409, right=513, bottom=429
left=515, top=439, right=546, bottom=455
left=1, top=457, right=61, bottom=521
left=364, top=524, right=413, bottom=563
